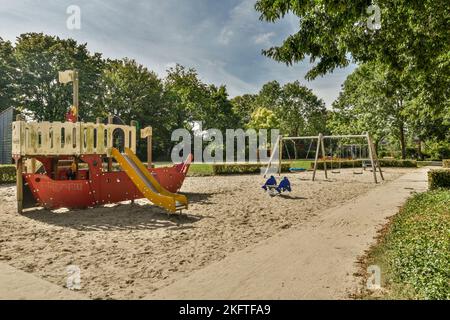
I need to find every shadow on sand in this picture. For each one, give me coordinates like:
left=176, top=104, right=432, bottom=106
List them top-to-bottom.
left=22, top=192, right=214, bottom=232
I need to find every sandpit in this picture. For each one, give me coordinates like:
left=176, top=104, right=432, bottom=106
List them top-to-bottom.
left=0, top=168, right=412, bottom=299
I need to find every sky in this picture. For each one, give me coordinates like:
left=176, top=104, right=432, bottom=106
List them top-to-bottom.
left=0, top=0, right=356, bottom=107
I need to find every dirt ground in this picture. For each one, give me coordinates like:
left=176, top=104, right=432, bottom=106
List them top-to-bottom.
left=0, top=168, right=411, bottom=299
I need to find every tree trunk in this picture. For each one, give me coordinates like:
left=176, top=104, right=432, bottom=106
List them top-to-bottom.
left=399, top=122, right=406, bottom=160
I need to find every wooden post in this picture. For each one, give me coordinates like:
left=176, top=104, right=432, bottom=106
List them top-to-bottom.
left=73, top=69, right=79, bottom=121
left=107, top=115, right=113, bottom=172
left=366, top=133, right=378, bottom=183
left=147, top=134, right=152, bottom=170
left=312, top=134, right=322, bottom=181
left=320, top=134, right=328, bottom=179
left=368, top=134, right=384, bottom=181
left=278, top=136, right=282, bottom=176
left=16, top=157, right=23, bottom=214
left=30, top=158, right=36, bottom=173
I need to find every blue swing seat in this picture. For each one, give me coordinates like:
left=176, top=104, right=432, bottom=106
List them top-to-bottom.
left=289, top=167, right=307, bottom=172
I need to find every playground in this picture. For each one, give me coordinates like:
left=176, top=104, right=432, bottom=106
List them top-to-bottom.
left=0, top=166, right=413, bottom=299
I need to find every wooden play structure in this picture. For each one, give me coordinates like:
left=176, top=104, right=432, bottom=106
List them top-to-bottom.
left=12, top=69, right=191, bottom=214
left=12, top=116, right=191, bottom=214
left=264, top=133, right=384, bottom=183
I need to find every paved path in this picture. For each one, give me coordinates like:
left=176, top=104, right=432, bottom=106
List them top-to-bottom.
left=148, top=168, right=429, bottom=299
left=0, top=262, right=87, bottom=300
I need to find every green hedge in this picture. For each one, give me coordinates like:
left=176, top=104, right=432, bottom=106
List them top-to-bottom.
left=311, top=159, right=417, bottom=170
left=379, top=159, right=417, bottom=167
left=443, top=160, right=450, bottom=168
left=213, top=163, right=292, bottom=175
left=0, top=165, right=16, bottom=184
left=428, top=169, right=450, bottom=190
left=367, top=190, right=450, bottom=299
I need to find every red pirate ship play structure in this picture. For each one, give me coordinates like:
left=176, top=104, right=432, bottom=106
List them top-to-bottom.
left=12, top=70, right=191, bottom=214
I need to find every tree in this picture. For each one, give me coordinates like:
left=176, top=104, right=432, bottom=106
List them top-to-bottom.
left=255, top=0, right=449, bottom=81
left=255, top=1, right=449, bottom=142
left=13, top=33, right=104, bottom=121
left=0, top=38, right=17, bottom=112
left=100, top=58, right=169, bottom=158
left=328, top=62, right=412, bottom=158
left=163, top=64, right=211, bottom=131
left=164, top=64, right=239, bottom=131
left=248, top=80, right=326, bottom=136
left=277, top=81, right=326, bottom=136
left=230, top=94, right=257, bottom=127
left=247, top=107, right=280, bottom=130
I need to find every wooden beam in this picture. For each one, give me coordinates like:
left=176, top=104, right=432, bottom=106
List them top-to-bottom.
left=107, top=115, right=113, bottom=172
left=366, top=133, right=378, bottom=183
left=312, top=134, right=322, bottom=181
left=320, top=134, right=328, bottom=179
left=16, top=157, right=23, bottom=214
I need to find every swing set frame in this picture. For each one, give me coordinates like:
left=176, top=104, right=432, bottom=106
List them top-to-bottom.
left=264, top=133, right=384, bottom=183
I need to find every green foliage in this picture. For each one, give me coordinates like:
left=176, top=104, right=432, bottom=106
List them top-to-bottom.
left=255, top=0, right=449, bottom=82
left=256, top=0, right=449, bottom=149
left=13, top=33, right=104, bottom=121
left=0, top=38, right=17, bottom=112
left=100, top=58, right=170, bottom=159
left=241, top=80, right=326, bottom=136
left=230, top=94, right=258, bottom=127
left=247, top=107, right=280, bottom=130
left=423, top=140, right=450, bottom=161
left=378, top=159, right=417, bottom=168
left=443, top=160, right=450, bottom=169
left=213, top=163, right=291, bottom=175
left=0, top=165, right=16, bottom=184
left=428, top=169, right=450, bottom=190
left=368, top=190, right=450, bottom=299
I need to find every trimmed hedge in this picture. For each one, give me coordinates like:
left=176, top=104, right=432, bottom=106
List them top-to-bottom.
left=311, top=159, right=417, bottom=170
left=379, top=159, right=417, bottom=167
left=443, top=160, right=450, bottom=168
left=213, top=163, right=292, bottom=175
left=0, top=165, right=16, bottom=184
left=428, top=169, right=450, bottom=190
left=367, top=190, right=450, bottom=299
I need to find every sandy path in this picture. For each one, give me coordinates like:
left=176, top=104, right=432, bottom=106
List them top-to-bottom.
left=148, top=167, right=429, bottom=299
left=0, top=168, right=410, bottom=299
left=0, top=262, right=87, bottom=300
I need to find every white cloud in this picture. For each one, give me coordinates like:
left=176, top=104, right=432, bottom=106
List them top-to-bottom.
left=0, top=0, right=356, bottom=106
left=218, top=28, right=234, bottom=45
left=253, top=32, right=275, bottom=45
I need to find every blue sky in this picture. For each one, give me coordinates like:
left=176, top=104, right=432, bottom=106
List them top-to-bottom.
left=0, top=0, right=356, bottom=106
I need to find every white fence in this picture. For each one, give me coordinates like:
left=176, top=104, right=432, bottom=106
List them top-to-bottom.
left=12, top=121, right=136, bottom=156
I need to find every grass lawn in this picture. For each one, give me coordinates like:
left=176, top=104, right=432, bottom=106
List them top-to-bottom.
left=153, top=161, right=314, bottom=176
left=362, top=189, right=450, bottom=299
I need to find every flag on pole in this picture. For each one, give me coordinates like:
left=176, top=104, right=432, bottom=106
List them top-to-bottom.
left=58, top=70, right=75, bottom=84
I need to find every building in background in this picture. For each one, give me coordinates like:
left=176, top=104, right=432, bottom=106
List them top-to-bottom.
left=0, top=107, right=15, bottom=164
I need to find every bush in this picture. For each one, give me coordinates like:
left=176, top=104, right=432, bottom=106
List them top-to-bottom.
left=311, top=159, right=417, bottom=170
left=379, top=159, right=417, bottom=167
left=443, top=160, right=450, bottom=168
left=213, top=163, right=291, bottom=175
left=0, top=165, right=16, bottom=184
left=428, top=169, right=450, bottom=190
left=369, top=190, right=450, bottom=299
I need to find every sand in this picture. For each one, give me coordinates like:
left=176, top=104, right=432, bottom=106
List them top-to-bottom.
left=0, top=168, right=411, bottom=299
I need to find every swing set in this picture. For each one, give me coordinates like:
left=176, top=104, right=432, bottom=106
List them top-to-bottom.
left=263, top=133, right=384, bottom=183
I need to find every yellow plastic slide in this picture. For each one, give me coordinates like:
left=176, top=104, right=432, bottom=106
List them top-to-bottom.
left=111, top=147, right=188, bottom=213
